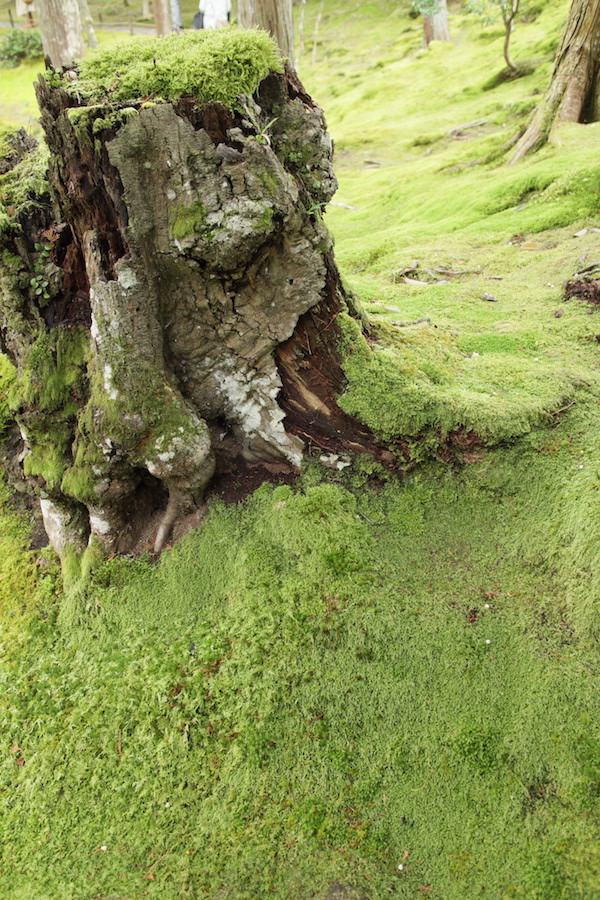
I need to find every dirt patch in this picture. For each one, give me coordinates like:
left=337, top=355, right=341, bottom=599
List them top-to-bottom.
left=565, top=278, right=600, bottom=306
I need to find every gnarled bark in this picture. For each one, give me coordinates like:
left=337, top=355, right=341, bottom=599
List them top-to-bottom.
left=512, top=0, right=600, bottom=162
left=0, top=68, right=398, bottom=561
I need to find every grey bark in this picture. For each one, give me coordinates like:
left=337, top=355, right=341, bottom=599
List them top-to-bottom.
left=36, top=0, right=85, bottom=67
left=78, top=0, right=98, bottom=49
left=170, top=0, right=182, bottom=29
left=238, top=0, right=294, bottom=61
left=423, top=0, right=450, bottom=46
left=512, top=0, right=600, bottom=162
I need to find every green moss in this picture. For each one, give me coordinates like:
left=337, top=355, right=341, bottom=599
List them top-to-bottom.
left=75, top=28, right=284, bottom=108
left=0, top=139, right=49, bottom=234
left=171, top=199, right=206, bottom=240
left=337, top=312, right=578, bottom=445
left=19, top=326, right=89, bottom=413
left=15, top=327, right=89, bottom=490
left=0, top=353, right=15, bottom=439
left=60, top=464, right=96, bottom=504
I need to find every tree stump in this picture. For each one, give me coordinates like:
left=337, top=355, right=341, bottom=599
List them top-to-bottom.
left=0, top=34, right=398, bottom=560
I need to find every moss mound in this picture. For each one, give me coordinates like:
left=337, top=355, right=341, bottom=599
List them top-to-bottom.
left=75, top=28, right=284, bottom=107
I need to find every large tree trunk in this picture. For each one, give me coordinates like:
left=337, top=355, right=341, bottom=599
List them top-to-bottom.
left=36, top=0, right=85, bottom=67
left=78, top=0, right=98, bottom=49
left=238, top=0, right=294, bottom=61
left=423, top=0, right=450, bottom=47
left=512, top=0, right=600, bottom=162
left=0, top=65, right=397, bottom=561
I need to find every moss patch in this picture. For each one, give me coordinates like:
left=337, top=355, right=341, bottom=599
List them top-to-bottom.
left=75, top=28, right=284, bottom=108
left=0, top=138, right=49, bottom=234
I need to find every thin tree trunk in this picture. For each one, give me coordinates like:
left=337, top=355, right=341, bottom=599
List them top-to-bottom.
left=36, top=0, right=86, bottom=67
left=78, top=0, right=98, bottom=49
left=142, top=0, right=151, bottom=17
left=153, top=0, right=170, bottom=34
left=170, top=0, right=182, bottom=29
left=238, top=0, right=294, bottom=61
left=423, top=0, right=450, bottom=47
left=502, top=0, right=519, bottom=73
left=512, top=0, right=600, bottom=162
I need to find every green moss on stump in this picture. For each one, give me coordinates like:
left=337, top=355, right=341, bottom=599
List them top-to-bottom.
left=75, top=29, right=284, bottom=108
left=0, top=139, right=49, bottom=235
left=171, top=199, right=207, bottom=241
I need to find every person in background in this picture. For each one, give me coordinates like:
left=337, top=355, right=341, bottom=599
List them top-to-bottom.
left=198, top=0, right=231, bottom=30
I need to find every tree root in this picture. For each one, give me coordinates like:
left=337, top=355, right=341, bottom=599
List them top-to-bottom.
left=153, top=488, right=184, bottom=554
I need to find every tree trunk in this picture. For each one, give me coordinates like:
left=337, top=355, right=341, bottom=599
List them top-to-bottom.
left=36, top=0, right=85, bottom=67
left=78, top=0, right=98, bottom=49
left=142, top=0, right=151, bottom=17
left=153, top=0, right=170, bottom=34
left=170, top=0, right=182, bottom=29
left=238, top=0, right=294, bottom=61
left=423, top=0, right=450, bottom=47
left=502, top=0, right=520, bottom=74
left=512, top=0, right=600, bottom=162
left=0, top=65, right=398, bottom=561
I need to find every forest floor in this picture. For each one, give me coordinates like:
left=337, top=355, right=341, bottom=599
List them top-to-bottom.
left=2, top=0, right=600, bottom=897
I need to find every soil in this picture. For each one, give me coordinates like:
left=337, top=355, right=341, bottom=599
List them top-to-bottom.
left=565, top=277, right=600, bottom=306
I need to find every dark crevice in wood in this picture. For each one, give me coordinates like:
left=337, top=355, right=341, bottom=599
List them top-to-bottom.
left=44, top=224, right=91, bottom=328
left=275, top=250, right=408, bottom=471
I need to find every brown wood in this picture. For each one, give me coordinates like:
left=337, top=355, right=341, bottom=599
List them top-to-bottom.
left=152, top=0, right=170, bottom=35
left=238, top=0, right=294, bottom=61
left=423, top=0, right=450, bottom=47
left=512, top=0, right=600, bottom=161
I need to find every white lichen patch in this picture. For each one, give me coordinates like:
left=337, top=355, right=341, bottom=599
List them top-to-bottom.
left=213, top=362, right=303, bottom=466
left=102, top=364, right=119, bottom=400
left=89, top=510, right=112, bottom=535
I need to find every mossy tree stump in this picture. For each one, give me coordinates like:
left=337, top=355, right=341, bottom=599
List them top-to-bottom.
left=0, top=31, right=396, bottom=560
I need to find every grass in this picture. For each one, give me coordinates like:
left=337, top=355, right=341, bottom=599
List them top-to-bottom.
left=3, top=0, right=600, bottom=897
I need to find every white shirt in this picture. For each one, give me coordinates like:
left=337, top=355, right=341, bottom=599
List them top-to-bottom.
left=199, top=0, right=231, bottom=21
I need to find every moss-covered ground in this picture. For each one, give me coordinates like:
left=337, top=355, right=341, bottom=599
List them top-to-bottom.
left=2, top=1, right=600, bottom=897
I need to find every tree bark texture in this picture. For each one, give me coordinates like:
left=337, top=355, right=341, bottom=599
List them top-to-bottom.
left=36, top=0, right=85, bottom=68
left=78, top=0, right=99, bottom=49
left=153, top=0, right=170, bottom=35
left=238, top=0, right=294, bottom=62
left=423, top=0, right=450, bottom=47
left=512, top=0, right=600, bottom=162
left=0, top=70, right=397, bottom=560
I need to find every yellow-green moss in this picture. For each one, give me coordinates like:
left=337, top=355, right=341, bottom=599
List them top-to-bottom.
left=75, top=28, right=284, bottom=108
left=0, top=139, right=49, bottom=234
left=171, top=200, right=207, bottom=241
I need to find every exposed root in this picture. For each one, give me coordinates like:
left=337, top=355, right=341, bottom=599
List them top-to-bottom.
left=153, top=488, right=184, bottom=554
